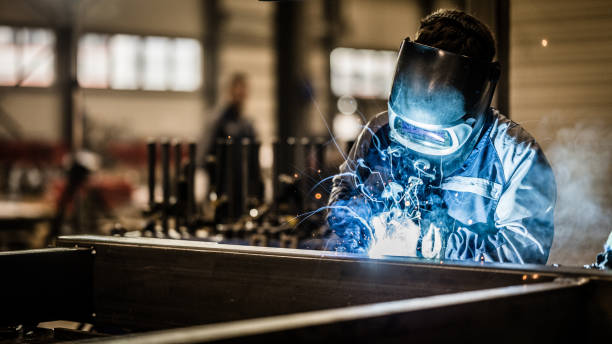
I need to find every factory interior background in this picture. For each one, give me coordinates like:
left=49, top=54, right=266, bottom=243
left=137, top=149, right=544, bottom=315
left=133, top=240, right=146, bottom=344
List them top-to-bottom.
left=0, top=0, right=611, bottom=268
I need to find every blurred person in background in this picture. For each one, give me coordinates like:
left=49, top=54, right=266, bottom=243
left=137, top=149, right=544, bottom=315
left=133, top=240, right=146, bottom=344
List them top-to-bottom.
left=327, top=9, right=556, bottom=264
left=201, top=73, right=262, bottom=219
left=202, top=73, right=256, bottom=187
left=210, top=73, right=256, bottom=146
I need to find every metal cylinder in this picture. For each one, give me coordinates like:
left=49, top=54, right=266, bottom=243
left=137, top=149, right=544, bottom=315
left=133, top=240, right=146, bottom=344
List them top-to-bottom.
left=214, top=138, right=225, bottom=195
left=225, top=138, right=240, bottom=220
left=240, top=138, right=250, bottom=218
left=147, top=139, right=157, bottom=209
left=173, top=139, right=182, bottom=201
left=161, top=140, right=170, bottom=234
left=187, top=141, right=196, bottom=223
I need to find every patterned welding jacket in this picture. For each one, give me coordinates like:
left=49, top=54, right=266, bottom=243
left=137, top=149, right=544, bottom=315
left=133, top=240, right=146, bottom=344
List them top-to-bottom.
left=327, top=108, right=556, bottom=265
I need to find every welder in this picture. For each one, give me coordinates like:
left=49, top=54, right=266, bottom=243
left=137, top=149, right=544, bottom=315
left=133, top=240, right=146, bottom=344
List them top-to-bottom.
left=327, top=9, right=556, bottom=264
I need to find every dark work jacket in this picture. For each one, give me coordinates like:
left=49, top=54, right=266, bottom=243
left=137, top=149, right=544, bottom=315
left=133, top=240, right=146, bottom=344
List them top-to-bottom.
left=328, top=109, right=556, bottom=264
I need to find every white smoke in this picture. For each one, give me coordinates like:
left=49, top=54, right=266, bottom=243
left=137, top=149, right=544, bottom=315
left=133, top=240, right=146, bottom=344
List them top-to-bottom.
left=545, top=121, right=612, bottom=266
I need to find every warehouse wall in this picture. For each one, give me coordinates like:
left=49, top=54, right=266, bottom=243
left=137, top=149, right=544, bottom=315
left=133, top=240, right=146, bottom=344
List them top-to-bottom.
left=0, top=0, right=276, bottom=143
left=0, top=0, right=62, bottom=140
left=0, top=0, right=207, bottom=142
left=78, top=0, right=206, bottom=141
left=82, top=0, right=276, bottom=143
left=219, top=0, right=276, bottom=143
left=337, top=0, right=422, bottom=128
left=339, top=0, right=422, bottom=50
left=510, top=0, right=612, bottom=265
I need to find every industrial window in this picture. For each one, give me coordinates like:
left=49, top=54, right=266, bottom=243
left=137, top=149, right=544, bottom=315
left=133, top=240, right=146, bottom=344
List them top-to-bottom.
left=0, top=26, right=55, bottom=87
left=77, top=33, right=202, bottom=92
left=330, top=47, right=397, bottom=99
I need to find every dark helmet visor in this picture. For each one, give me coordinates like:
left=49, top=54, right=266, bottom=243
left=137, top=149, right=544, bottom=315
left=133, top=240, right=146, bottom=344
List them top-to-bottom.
left=388, top=39, right=500, bottom=126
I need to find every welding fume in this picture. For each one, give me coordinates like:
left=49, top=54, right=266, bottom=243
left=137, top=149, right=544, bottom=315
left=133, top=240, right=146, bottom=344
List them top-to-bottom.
left=327, top=9, right=556, bottom=264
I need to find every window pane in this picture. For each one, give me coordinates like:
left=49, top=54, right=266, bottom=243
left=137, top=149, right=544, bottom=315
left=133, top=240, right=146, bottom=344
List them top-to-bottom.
left=0, top=26, right=16, bottom=85
left=19, top=28, right=55, bottom=87
left=77, top=33, right=109, bottom=88
left=77, top=33, right=203, bottom=92
left=110, top=34, right=139, bottom=90
left=142, top=36, right=169, bottom=90
left=171, top=38, right=201, bottom=91
left=330, top=47, right=397, bottom=99
left=330, top=48, right=353, bottom=96
left=351, top=49, right=372, bottom=97
left=381, top=51, right=397, bottom=97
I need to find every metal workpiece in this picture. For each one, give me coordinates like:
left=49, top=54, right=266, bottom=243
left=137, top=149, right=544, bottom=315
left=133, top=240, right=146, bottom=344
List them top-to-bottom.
left=2, top=235, right=610, bottom=342
left=52, top=235, right=612, bottom=335
left=0, top=247, right=94, bottom=327
left=72, top=278, right=596, bottom=343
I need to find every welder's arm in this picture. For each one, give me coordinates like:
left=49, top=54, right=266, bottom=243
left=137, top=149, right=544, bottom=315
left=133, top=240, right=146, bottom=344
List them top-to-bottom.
left=326, top=112, right=393, bottom=252
left=327, top=123, right=377, bottom=253
left=446, top=148, right=556, bottom=264
left=327, top=160, right=373, bottom=253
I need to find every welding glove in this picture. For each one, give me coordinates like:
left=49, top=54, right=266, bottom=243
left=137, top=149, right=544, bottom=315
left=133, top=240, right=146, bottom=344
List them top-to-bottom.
left=327, top=194, right=374, bottom=253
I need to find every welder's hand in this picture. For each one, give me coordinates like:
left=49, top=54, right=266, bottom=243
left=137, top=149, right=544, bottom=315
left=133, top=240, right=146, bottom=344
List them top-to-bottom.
left=421, top=223, right=442, bottom=259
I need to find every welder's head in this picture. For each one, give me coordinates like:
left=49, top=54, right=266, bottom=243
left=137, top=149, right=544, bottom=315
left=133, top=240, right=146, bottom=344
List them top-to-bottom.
left=415, top=9, right=496, bottom=62
left=388, top=10, right=500, bottom=174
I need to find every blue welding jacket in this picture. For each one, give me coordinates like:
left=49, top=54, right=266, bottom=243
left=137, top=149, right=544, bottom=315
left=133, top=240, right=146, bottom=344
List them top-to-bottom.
left=328, top=108, right=556, bottom=264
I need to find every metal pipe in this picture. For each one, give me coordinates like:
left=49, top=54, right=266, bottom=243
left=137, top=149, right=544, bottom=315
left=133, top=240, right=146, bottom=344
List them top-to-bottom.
left=214, top=138, right=225, bottom=196
left=225, top=138, right=238, bottom=220
left=240, top=138, right=250, bottom=217
left=147, top=139, right=157, bottom=209
left=173, top=139, right=182, bottom=201
left=161, top=140, right=170, bottom=234
left=187, top=141, right=196, bottom=223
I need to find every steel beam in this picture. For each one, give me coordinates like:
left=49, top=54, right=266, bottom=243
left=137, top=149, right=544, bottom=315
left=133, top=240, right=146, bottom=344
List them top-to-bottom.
left=56, top=235, right=612, bottom=332
left=0, top=247, right=94, bottom=326
left=72, top=277, right=611, bottom=343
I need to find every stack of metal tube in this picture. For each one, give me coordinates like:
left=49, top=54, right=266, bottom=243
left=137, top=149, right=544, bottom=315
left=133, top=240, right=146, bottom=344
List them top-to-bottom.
left=127, top=136, right=331, bottom=248
left=144, top=139, right=197, bottom=236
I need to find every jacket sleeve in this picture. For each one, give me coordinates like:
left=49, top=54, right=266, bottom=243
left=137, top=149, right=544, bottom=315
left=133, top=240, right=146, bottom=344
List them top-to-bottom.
left=326, top=114, right=389, bottom=252
left=446, top=145, right=556, bottom=264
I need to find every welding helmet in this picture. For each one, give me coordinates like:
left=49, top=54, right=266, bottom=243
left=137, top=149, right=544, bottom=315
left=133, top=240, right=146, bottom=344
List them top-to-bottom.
left=388, top=38, right=500, bottom=174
